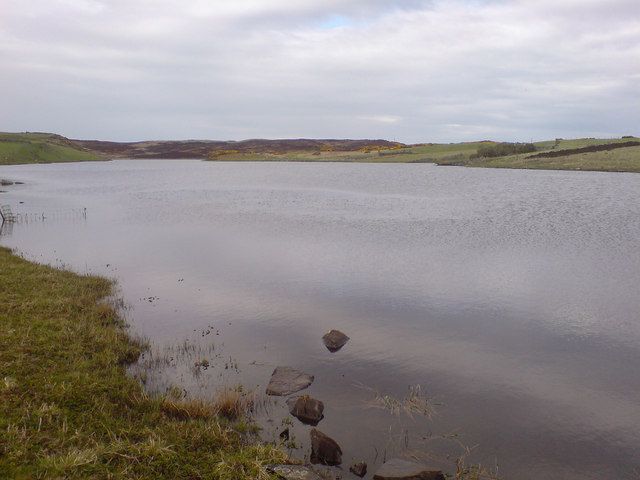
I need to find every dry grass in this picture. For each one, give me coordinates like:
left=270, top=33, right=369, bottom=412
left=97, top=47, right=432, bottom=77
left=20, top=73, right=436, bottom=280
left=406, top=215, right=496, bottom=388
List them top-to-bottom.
left=358, top=383, right=437, bottom=419
left=160, top=386, right=255, bottom=421
left=214, top=386, right=255, bottom=420
left=160, top=396, right=219, bottom=420
left=453, top=444, right=501, bottom=480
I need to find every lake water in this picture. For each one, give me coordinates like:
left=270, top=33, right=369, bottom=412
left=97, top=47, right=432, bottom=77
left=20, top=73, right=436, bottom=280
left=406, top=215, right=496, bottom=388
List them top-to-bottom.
left=1, top=160, right=639, bottom=479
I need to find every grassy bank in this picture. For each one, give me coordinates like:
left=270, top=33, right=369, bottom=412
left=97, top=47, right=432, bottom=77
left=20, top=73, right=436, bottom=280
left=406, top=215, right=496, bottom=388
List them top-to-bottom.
left=0, top=133, right=102, bottom=165
left=436, top=140, right=640, bottom=173
left=207, top=142, right=486, bottom=164
left=438, top=146, right=640, bottom=172
left=0, top=247, right=285, bottom=479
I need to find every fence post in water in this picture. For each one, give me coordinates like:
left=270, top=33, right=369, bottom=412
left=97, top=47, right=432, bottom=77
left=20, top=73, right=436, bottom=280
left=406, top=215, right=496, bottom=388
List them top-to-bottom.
left=0, top=205, right=16, bottom=224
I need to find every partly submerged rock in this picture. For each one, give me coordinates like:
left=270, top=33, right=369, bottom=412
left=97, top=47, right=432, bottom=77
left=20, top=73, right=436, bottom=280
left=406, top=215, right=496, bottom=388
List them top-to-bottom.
left=322, top=330, right=350, bottom=352
left=266, top=366, right=314, bottom=396
left=287, top=395, right=324, bottom=425
left=310, top=428, right=342, bottom=466
left=373, top=458, right=445, bottom=480
left=350, top=461, right=367, bottom=477
left=266, top=464, right=323, bottom=480
left=314, top=468, right=344, bottom=480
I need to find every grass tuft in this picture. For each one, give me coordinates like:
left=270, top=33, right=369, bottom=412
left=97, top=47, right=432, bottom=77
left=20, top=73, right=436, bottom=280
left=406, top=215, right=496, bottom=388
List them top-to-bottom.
left=358, top=383, right=437, bottom=419
left=160, top=386, right=256, bottom=421
left=214, top=386, right=255, bottom=420
left=161, top=395, right=219, bottom=421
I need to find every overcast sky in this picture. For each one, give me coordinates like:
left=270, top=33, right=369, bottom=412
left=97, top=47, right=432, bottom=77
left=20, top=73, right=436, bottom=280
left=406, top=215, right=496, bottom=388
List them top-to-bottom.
left=1, top=0, right=638, bottom=143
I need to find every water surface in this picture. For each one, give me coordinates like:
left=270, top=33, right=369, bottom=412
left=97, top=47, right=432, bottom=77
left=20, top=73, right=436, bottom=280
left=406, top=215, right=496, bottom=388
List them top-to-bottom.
left=1, top=160, right=639, bottom=479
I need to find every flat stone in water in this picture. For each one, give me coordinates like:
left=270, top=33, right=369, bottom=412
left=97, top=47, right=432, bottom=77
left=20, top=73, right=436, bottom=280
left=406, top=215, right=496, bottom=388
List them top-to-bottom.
left=322, top=329, right=350, bottom=352
left=266, top=366, right=314, bottom=396
left=286, top=395, right=324, bottom=425
left=310, top=428, right=342, bottom=466
left=373, top=458, right=445, bottom=480
left=266, top=464, right=323, bottom=480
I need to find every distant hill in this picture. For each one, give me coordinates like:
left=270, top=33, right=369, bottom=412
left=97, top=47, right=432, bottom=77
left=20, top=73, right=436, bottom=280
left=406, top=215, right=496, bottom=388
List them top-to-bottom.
left=0, top=132, right=102, bottom=165
left=0, top=132, right=404, bottom=164
left=1, top=132, right=639, bottom=173
left=73, top=138, right=404, bottom=159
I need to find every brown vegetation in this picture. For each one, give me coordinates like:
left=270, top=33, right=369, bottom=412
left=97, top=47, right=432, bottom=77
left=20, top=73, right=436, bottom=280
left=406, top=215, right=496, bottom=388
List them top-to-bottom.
left=74, top=138, right=404, bottom=159
left=160, top=386, right=255, bottom=421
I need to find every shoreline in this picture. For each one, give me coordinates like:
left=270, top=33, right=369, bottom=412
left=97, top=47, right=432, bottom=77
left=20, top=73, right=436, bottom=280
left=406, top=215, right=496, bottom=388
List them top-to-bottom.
left=2, top=156, right=640, bottom=174
left=0, top=247, right=287, bottom=479
left=0, top=249, right=494, bottom=480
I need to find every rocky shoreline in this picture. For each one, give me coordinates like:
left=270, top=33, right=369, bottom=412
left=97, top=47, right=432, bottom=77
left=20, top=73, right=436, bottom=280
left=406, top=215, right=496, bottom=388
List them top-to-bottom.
left=263, top=330, right=445, bottom=480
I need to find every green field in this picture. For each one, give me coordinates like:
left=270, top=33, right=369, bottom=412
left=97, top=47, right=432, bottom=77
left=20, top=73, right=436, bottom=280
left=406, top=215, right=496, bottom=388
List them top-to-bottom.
left=0, top=133, right=102, bottom=165
left=210, top=137, right=640, bottom=173
left=533, top=137, right=640, bottom=151
left=435, top=138, right=640, bottom=172
left=210, top=141, right=489, bottom=163
left=438, top=145, right=640, bottom=172
left=0, top=247, right=286, bottom=479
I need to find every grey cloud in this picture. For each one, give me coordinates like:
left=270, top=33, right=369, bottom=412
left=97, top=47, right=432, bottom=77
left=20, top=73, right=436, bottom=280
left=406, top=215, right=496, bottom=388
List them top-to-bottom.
left=0, top=0, right=638, bottom=142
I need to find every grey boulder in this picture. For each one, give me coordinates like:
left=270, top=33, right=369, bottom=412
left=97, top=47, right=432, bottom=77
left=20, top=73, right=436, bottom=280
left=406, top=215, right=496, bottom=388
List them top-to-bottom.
left=322, top=330, right=350, bottom=352
left=266, top=366, right=314, bottom=396
left=287, top=395, right=324, bottom=425
left=310, top=428, right=342, bottom=466
left=373, top=458, right=445, bottom=480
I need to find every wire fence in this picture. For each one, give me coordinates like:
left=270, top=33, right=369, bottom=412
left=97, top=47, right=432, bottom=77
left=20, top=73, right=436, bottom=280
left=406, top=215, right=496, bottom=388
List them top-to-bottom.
left=1, top=205, right=87, bottom=225
left=13, top=208, right=87, bottom=223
